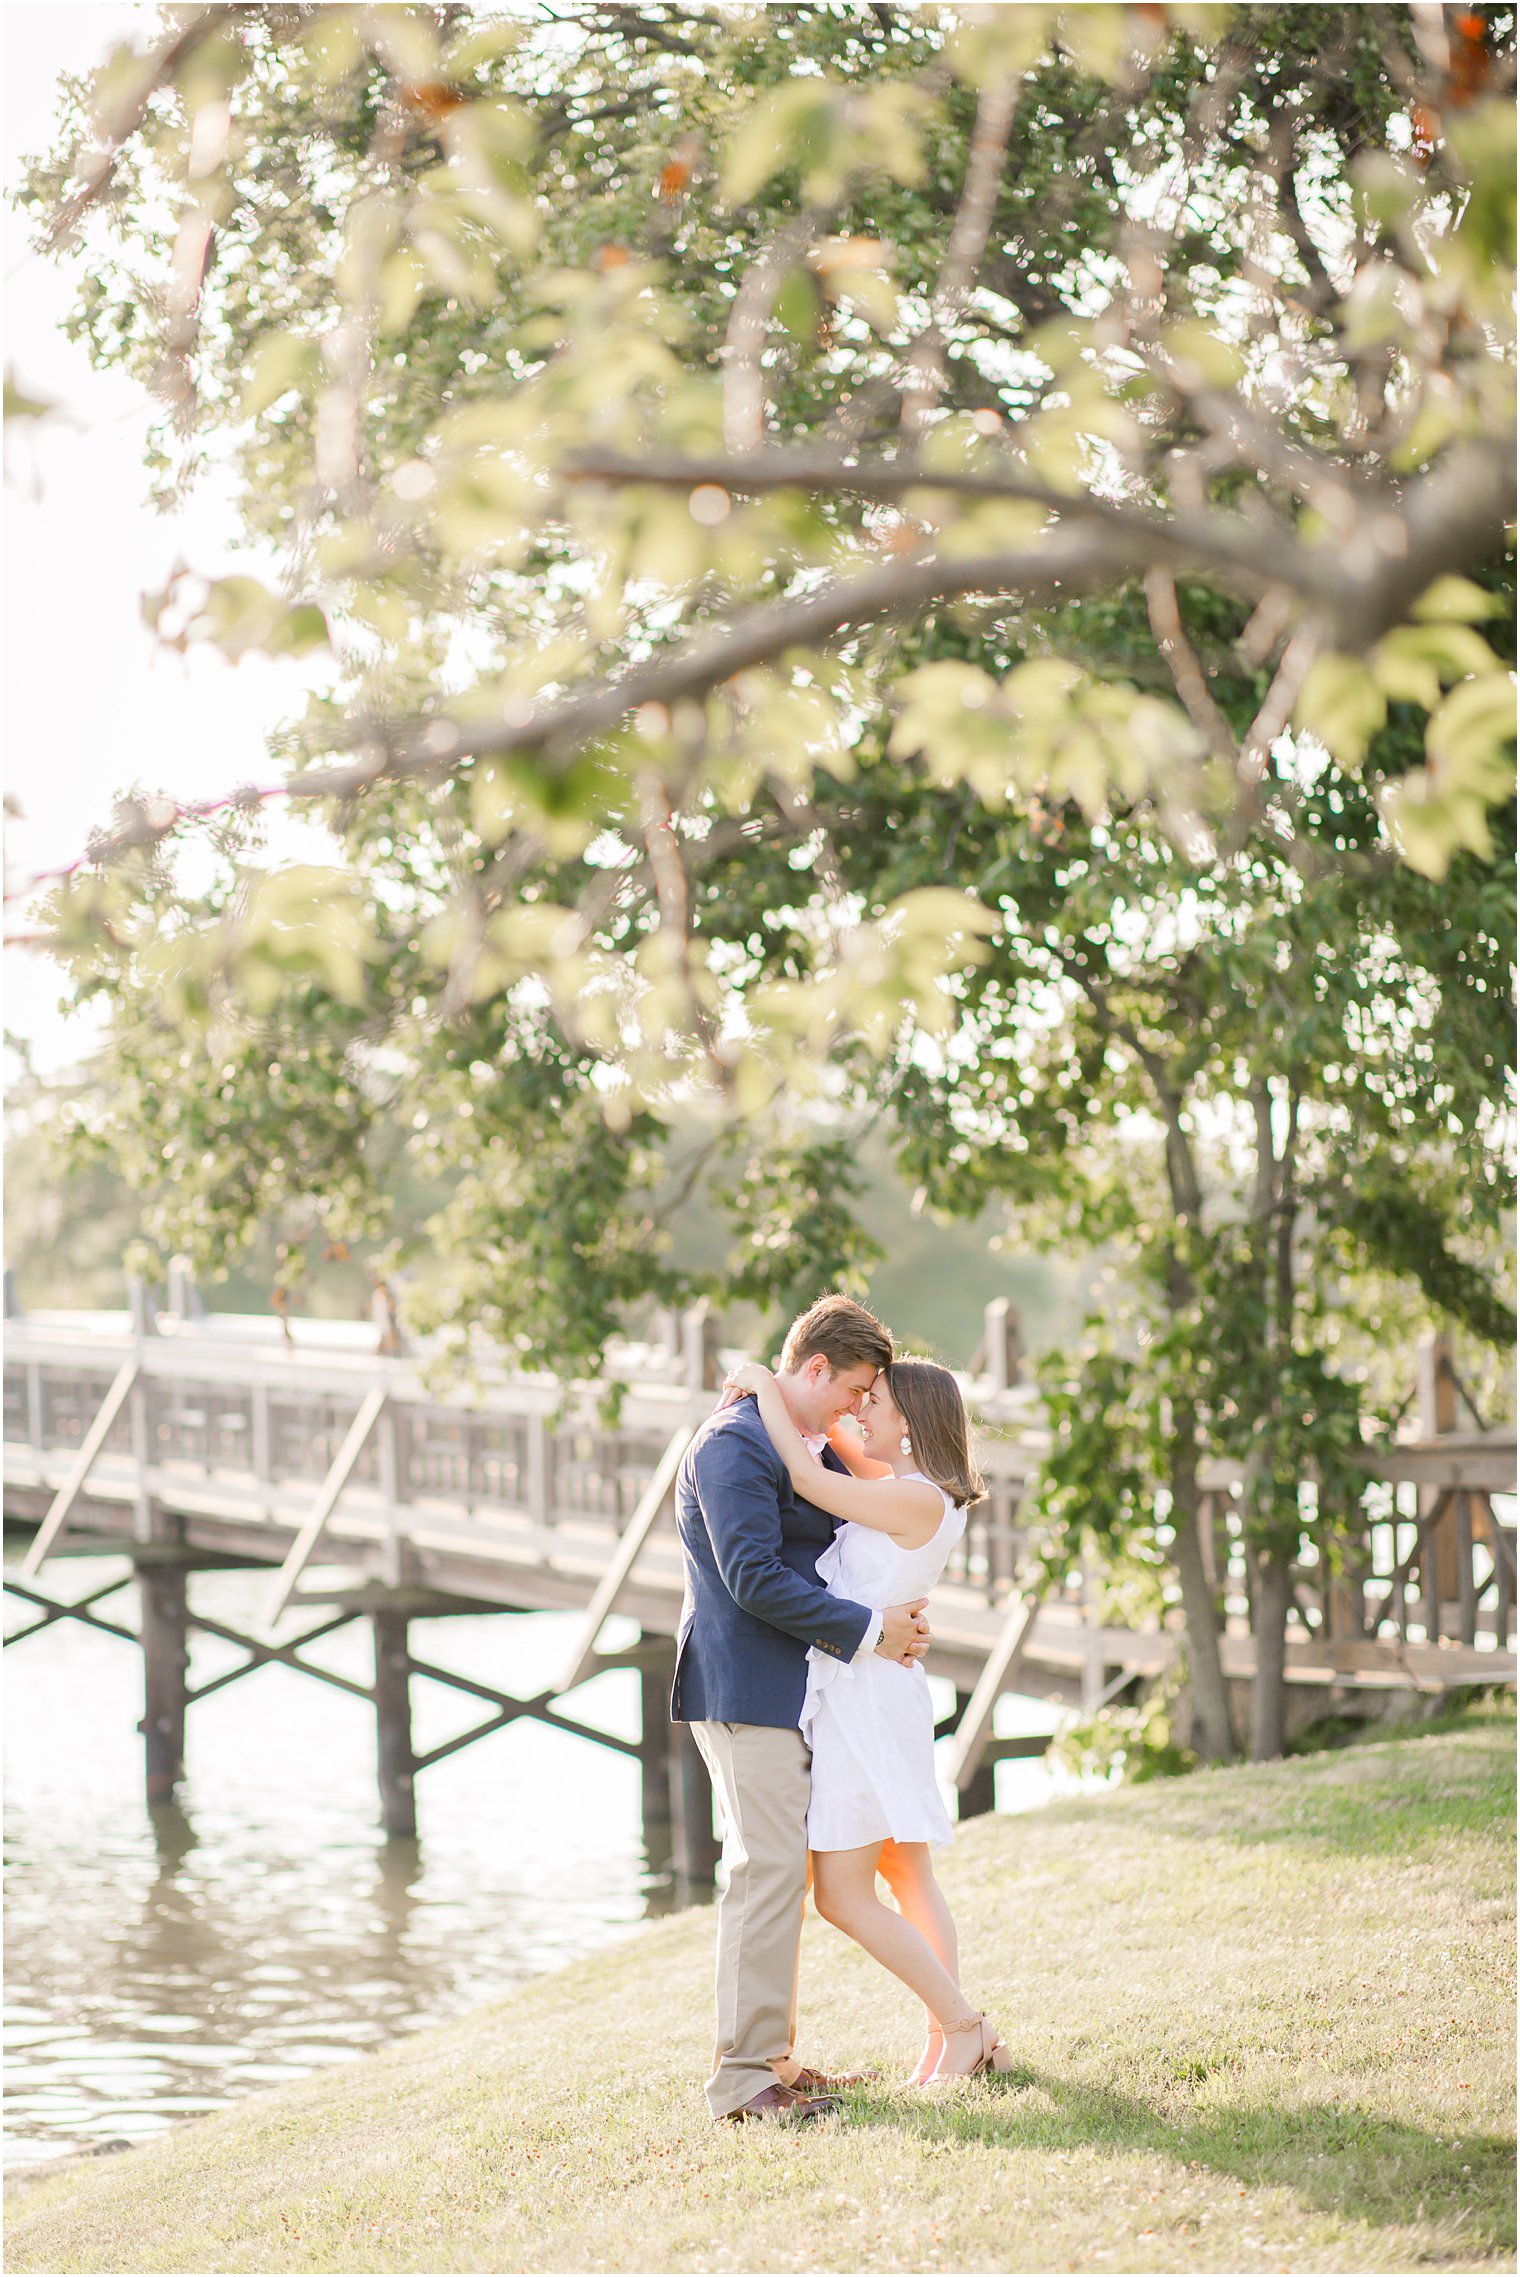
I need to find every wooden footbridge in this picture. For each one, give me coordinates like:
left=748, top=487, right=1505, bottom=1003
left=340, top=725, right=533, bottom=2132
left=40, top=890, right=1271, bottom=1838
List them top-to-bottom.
left=4, top=1284, right=1514, bottom=1888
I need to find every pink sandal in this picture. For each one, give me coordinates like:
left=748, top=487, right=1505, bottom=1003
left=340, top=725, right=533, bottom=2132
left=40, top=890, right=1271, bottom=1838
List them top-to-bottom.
left=929, top=2013, right=1013, bottom=2081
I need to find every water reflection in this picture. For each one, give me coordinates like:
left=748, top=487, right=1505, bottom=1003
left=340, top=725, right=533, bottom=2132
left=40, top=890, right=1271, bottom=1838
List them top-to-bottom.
left=4, top=1563, right=656, bottom=2163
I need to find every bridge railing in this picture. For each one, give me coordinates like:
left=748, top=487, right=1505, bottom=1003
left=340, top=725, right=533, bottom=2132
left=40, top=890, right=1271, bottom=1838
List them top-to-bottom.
left=0, top=1312, right=1044, bottom=1587
left=4, top=1313, right=1513, bottom=1653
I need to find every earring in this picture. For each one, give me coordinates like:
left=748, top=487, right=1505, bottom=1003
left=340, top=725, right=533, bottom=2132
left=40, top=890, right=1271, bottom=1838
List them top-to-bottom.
left=900, top=1435, right=913, bottom=1455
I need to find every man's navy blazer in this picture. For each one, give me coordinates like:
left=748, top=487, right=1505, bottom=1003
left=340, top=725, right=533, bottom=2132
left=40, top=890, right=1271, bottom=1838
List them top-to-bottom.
left=670, top=1395, right=873, bottom=1729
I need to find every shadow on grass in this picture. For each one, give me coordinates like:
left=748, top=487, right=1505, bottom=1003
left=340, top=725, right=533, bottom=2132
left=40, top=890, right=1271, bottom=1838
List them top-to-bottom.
left=843, top=2067, right=1516, bottom=2253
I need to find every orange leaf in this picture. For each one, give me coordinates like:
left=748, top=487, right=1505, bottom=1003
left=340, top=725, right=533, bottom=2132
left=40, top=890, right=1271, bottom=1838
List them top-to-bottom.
left=1450, top=14, right=1490, bottom=105
left=403, top=82, right=465, bottom=123
left=1409, top=102, right=1439, bottom=165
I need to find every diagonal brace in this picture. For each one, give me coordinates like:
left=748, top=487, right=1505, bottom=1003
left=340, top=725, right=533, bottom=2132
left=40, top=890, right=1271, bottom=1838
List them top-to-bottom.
left=20, top=1360, right=139, bottom=1576
left=264, top=1386, right=387, bottom=1627
left=559, top=1419, right=693, bottom=1693
left=3, top=1573, right=140, bottom=1648
left=945, top=1578, right=1047, bottom=1794
left=190, top=1607, right=371, bottom=1703
left=185, top=1608, right=365, bottom=1705
left=407, top=1658, right=641, bottom=1771
left=413, top=1702, right=642, bottom=1772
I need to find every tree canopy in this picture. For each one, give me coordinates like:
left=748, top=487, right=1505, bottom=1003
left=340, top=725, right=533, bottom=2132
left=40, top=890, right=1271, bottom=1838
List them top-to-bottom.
left=21, top=4, right=1516, bottom=1054
left=12, top=5, right=1516, bottom=1757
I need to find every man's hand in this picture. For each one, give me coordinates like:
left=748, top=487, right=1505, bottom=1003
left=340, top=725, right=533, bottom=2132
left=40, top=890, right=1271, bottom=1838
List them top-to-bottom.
left=877, top=1597, right=931, bottom=1667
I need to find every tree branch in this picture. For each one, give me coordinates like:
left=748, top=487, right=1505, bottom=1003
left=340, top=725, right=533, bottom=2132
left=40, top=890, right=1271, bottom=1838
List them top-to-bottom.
left=44, top=6, right=232, bottom=252
left=900, top=71, right=1020, bottom=434
left=36, top=432, right=1514, bottom=886
left=1143, top=569, right=1238, bottom=761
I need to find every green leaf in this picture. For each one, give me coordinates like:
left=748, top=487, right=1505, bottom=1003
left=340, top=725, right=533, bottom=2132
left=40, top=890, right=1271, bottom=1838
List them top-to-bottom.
left=1056, top=5, right=1138, bottom=83
left=948, top=6, right=1050, bottom=87
left=365, top=10, right=442, bottom=82
left=301, top=13, right=365, bottom=85
left=444, top=19, right=527, bottom=75
left=721, top=83, right=834, bottom=204
left=1447, top=98, right=1517, bottom=270
left=1352, top=151, right=1424, bottom=231
left=377, top=249, right=429, bottom=335
left=823, top=265, right=900, bottom=334
left=775, top=267, right=820, bottom=349
left=1160, top=319, right=1245, bottom=390
left=240, top=334, right=319, bottom=419
left=3, top=367, right=59, bottom=423
left=1390, top=387, right=1463, bottom=473
left=1409, top=577, right=1504, bottom=624
left=265, top=602, right=331, bottom=657
left=1372, top=623, right=1501, bottom=711
left=1295, top=654, right=1386, bottom=770
left=1425, top=672, right=1518, bottom=772
left=239, top=867, right=381, bottom=1006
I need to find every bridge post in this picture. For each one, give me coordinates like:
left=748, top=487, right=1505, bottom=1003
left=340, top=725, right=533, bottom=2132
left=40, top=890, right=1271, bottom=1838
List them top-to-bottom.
left=165, top=1257, right=204, bottom=1322
left=126, top=1275, right=161, bottom=1338
left=977, top=1299, right=1023, bottom=1398
left=681, top=1303, right=723, bottom=1392
left=1417, top=1335, right=1460, bottom=1628
left=139, top=1564, right=189, bottom=1806
left=372, top=1608, right=417, bottom=1839
left=637, top=1635, right=676, bottom=1872
left=953, top=1689, right=998, bottom=1818
left=670, top=1722, right=720, bottom=1890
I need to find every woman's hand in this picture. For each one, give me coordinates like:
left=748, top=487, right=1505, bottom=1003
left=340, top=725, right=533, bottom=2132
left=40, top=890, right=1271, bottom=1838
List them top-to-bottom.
left=716, top=1359, right=774, bottom=1410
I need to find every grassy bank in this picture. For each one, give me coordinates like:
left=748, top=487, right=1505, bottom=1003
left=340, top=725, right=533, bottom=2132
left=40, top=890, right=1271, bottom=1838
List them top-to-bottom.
left=8, top=1704, right=1514, bottom=2276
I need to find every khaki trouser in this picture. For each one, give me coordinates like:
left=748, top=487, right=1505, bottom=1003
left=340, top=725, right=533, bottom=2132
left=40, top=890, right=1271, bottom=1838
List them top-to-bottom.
left=690, top=1720, right=812, bottom=2119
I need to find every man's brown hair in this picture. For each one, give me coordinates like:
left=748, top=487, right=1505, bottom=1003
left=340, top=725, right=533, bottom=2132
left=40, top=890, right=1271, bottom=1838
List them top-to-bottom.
left=779, top=1293, right=893, bottom=1378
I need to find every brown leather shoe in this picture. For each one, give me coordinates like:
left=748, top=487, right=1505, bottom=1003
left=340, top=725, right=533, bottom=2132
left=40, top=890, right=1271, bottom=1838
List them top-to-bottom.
left=785, top=2066, right=871, bottom=2094
left=720, top=2083, right=839, bottom=2124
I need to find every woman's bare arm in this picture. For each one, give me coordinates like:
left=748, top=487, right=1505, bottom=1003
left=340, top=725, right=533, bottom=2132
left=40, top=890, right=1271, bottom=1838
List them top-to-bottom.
left=732, top=1366, right=942, bottom=1548
left=826, top=1420, right=894, bottom=1480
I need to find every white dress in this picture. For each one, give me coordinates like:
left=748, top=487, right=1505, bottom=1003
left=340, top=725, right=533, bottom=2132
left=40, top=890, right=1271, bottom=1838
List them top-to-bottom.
left=800, top=1475, right=966, bottom=1851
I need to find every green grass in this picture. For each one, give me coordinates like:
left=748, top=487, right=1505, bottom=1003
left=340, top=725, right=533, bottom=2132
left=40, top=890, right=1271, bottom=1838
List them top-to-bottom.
left=7, top=1703, right=1515, bottom=2275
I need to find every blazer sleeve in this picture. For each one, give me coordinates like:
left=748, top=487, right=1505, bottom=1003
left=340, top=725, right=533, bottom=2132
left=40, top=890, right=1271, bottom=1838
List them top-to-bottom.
left=690, top=1427, right=874, bottom=1662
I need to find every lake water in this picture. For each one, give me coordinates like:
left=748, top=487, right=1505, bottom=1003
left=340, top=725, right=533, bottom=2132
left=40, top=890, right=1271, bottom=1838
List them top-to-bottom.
left=4, top=1555, right=1061, bottom=2166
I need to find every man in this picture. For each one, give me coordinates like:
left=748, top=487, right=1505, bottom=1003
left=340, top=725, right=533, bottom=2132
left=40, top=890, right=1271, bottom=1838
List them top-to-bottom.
left=671, top=1293, right=932, bottom=2124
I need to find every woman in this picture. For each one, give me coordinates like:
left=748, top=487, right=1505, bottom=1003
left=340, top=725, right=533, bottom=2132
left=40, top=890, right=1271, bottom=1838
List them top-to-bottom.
left=724, top=1355, right=1012, bottom=2085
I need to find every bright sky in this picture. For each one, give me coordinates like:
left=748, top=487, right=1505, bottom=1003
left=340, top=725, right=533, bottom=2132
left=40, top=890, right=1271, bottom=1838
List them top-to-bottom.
left=4, top=2, right=330, bottom=1074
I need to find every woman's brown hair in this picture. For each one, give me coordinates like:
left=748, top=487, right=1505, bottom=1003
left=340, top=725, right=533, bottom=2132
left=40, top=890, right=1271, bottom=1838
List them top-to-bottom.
left=886, top=1359, right=986, bottom=1508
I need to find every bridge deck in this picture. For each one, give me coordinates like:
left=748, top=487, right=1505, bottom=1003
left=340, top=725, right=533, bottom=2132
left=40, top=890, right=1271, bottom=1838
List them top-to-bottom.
left=4, top=1310, right=1514, bottom=1851
left=4, top=1444, right=1511, bottom=1701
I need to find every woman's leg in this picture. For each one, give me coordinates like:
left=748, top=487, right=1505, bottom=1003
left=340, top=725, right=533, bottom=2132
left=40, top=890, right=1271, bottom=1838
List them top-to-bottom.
left=877, top=1840, right=961, bottom=2081
left=878, top=1840, right=959, bottom=1976
left=811, top=1843, right=967, bottom=2025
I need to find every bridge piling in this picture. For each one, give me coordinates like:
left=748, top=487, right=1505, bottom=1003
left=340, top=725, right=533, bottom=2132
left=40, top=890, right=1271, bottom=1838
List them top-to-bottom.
left=139, top=1563, right=188, bottom=1806
left=372, top=1608, right=417, bottom=1839
left=637, top=1634, right=677, bottom=1873
left=953, top=1689, right=998, bottom=1818
left=669, top=1722, right=720, bottom=1892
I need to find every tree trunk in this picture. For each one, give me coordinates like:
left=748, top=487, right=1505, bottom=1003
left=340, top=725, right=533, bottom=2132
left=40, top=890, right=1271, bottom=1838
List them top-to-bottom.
left=1169, top=1428, right=1236, bottom=1762
left=1249, top=1544, right=1294, bottom=1761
